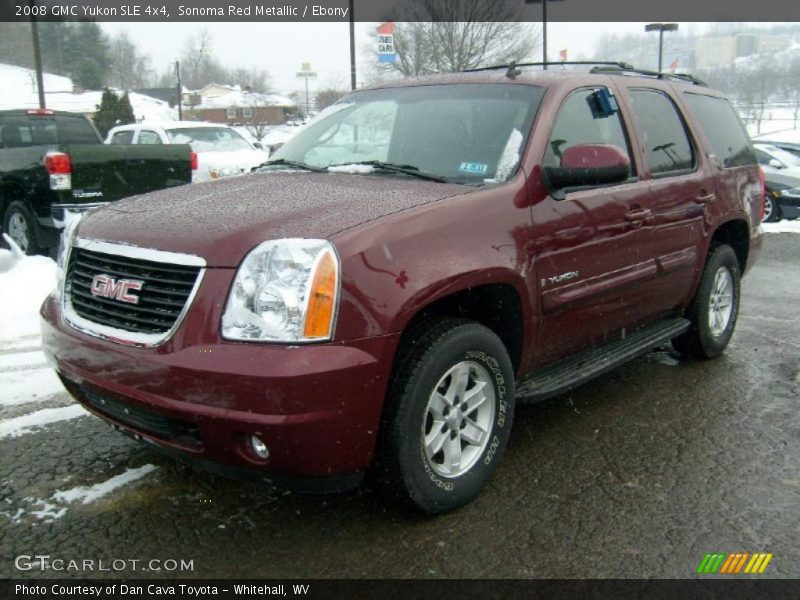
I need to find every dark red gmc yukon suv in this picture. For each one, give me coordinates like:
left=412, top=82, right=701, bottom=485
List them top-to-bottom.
left=41, top=64, right=764, bottom=513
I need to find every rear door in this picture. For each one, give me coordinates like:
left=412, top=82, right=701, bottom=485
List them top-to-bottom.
left=617, top=83, right=714, bottom=314
left=530, top=85, right=659, bottom=365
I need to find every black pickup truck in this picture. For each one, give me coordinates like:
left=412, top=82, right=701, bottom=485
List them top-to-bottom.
left=0, top=109, right=193, bottom=254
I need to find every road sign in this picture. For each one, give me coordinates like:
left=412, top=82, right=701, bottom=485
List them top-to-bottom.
left=377, top=21, right=396, bottom=63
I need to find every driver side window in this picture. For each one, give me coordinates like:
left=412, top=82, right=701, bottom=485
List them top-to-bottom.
left=544, top=88, right=633, bottom=174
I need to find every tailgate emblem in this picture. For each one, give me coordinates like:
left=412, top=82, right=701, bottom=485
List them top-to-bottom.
left=90, top=274, right=143, bottom=304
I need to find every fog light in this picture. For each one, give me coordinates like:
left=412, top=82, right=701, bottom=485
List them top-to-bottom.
left=250, top=435, right=269, bottom=459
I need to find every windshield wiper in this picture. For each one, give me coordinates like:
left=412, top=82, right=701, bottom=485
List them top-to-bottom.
left=254, top=158, right=324, bottom=172
left=324, top=160, right=448, bottom=183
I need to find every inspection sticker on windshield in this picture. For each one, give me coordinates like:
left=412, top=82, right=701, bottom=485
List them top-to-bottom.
left=458, top=162, right=488, bottom=175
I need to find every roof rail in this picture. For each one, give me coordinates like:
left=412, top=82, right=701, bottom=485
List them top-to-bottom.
left=461, top=61, right=706, bottom=86
left=464, top=61, right=635, bottom=74
left=588, top=64, right=706, bottom=86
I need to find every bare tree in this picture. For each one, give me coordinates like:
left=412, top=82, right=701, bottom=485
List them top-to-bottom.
left=370, top=0, right=539, bottom=77
left=181, top=29, right=226, bottom=89
left=108, top=30, right=152, bottom=90
left=229, top=67, right=273, bottom=94
left=315, top=86, right=349, bottom=110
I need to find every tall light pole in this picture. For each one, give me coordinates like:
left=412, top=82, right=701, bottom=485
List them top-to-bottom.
left=29, top=0, right=46, bottom=109
left=525, top=0, right=564, bottom=71
left=645, top=23, right=678, bottom=73
left=175, top=60, right=183, bottom=120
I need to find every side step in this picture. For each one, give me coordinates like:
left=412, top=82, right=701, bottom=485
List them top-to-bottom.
left=515, top=318, right=690, bottom=402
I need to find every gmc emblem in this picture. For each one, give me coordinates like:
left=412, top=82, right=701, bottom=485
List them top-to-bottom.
left=90, top=274, right=143, bottom=304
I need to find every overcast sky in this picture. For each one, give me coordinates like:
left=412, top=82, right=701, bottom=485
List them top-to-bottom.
left=101, top=22, right=707, bottom=95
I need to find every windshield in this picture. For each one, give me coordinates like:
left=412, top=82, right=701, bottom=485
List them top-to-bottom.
left=272, top=83, right=544, bottom=184
left=166, top=127, right=253, bottom=152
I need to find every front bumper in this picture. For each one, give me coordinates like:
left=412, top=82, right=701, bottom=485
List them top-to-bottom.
left=40, top=295, right=399, bottom=489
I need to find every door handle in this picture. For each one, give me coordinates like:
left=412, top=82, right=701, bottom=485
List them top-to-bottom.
left=695, top=192, right=716, bottom=204
left=625, top=208, right=652, bottom=221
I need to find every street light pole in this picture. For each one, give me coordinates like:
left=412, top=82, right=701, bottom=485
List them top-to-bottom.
left=525, top=0, right=564, bottom=71
left=645, top=23, right=678, bottom=73
left=175, top=60, right=183, bottom=120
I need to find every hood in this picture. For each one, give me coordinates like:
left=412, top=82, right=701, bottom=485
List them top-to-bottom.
left=77, top=171, right=472, bottom=267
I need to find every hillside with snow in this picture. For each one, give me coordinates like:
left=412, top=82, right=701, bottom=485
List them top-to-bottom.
left=0, top=63, right=176, bottom=122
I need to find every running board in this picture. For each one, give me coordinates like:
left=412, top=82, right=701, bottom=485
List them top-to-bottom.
left=515, top=318, right=690, bottom=402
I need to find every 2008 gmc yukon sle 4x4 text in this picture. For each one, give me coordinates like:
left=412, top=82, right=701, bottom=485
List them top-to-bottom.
left=41, top=65, right=764, bottom=513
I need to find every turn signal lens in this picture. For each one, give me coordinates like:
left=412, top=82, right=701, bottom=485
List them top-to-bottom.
left=303, top=249, right=338, bottom=339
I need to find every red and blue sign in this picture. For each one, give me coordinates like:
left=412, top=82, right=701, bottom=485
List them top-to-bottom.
left=377, top=22, right=397, bottom=63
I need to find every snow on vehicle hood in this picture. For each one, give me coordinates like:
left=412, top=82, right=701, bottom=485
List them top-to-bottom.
left=194, top=149, right=270, bottom=182
left=77, top=171, right=472, bottom=267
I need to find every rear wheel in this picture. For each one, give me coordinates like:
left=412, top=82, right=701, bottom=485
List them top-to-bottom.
left=762, top=193, right=782, bottom=223
left=3, top=201, right=39, bottom=255
left=673, top=244, right=741, bottom=359
left=380, top=318, right=515, bottom=514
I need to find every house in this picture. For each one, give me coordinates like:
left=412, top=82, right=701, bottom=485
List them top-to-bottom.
left=185, top=84, right=295, bottom=125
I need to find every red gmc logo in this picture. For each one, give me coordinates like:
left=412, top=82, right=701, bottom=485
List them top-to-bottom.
left=90, top=274, right=143, bottom=304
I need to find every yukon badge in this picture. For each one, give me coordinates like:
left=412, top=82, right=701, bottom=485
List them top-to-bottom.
left=541, top=271, right=580, bottom=288
left=90, top=274, right=143, bottom=304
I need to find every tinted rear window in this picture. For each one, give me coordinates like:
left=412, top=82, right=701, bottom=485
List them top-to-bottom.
left=629, top=89, right=694, bottom=176
left=682, top=93, right=755, bottom=168
left=0, top=115, right=99, bottom=148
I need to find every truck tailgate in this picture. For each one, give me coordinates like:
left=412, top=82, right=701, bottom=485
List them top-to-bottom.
left=64, top=143, right=192, bottom=203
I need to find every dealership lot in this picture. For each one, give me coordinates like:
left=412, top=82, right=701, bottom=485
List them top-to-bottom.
left=1, top=232, right=798, bottom=579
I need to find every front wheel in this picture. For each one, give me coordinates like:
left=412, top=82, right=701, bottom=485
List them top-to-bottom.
left=673, top=244, right=741, bottom=359
left=380, top=318, right=515, bottom=514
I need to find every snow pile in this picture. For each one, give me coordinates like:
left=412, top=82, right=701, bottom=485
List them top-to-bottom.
left=0, top=62, right=176, bottom=122
left=753, top=129, right=800, bottom=144
left=762, top=220, right=800, bottom=234
left=0, top=249, right=56, bottom=344
left=53, top=464, right=158, bottom=505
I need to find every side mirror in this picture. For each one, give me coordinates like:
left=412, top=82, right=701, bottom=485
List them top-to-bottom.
left=252, top=142, right=263, bottom=150
left=268, top=142, right=284, bottom=154
left=543, top=144, right=631, bottom=198
left=768, top=158, right=783, bottom=169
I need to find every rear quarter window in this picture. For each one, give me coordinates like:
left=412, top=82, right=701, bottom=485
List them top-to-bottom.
left=629, top=89, right=695, bottom=176
left=682, top=93, right=756, bottom=168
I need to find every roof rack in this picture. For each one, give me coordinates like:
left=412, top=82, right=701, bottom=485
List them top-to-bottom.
left=461, top=61, right=706, bottom=86
left=464, top=61, right=634, bottom=74
left=588, top=64, right=706, bottom=86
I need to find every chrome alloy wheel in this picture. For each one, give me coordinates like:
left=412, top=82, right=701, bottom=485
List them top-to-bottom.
left=7, top=211, right=30, bottom=253
left=708, top=266, right=734, bottom=337
left=422, top=360, right=496, bottom=478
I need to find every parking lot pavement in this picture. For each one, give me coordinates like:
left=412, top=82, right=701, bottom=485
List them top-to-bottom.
left=2, top=234, right=798, bottom=579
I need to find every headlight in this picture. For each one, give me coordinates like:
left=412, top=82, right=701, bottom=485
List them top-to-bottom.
left=781, top=187, right=800, bottom=198
left=55, top=214, right=81, bottom=298
left=221, top=239, right=340, bottom=342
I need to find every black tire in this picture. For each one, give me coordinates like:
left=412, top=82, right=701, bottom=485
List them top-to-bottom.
left=762, top=192, right=782, bottom=222
left=3, top=201, right=40, bottom=256
left=673, top=244, right=741, bottom=359
left=380, top=318, right=515, bottom=514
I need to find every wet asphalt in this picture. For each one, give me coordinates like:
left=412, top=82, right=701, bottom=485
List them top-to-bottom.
left=1, top=234, right=798, bottom=579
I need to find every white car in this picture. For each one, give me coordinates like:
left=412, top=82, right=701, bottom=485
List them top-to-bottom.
left=105, top=122, right=270, bottom=183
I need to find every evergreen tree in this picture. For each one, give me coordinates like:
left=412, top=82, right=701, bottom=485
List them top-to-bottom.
left=71, top=22, right=109, bottom=90
left=93, top=88, right=135, bottom=137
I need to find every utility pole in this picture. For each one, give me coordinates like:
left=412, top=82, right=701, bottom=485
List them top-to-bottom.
left=29, top=0, right=46, bottom=109
left=349, top=0, right=356, bottom=90
left=645, top=23, right=678, bottom=73
left=175, top=60, right=183, bottom=120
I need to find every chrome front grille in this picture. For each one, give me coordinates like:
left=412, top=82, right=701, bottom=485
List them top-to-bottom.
left=63, top=239, right=205, bottom=346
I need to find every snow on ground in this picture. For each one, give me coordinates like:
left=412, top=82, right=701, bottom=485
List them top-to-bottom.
left=0, top=62, right=176, bottom=122
left=762, top=220, right=800, bottom=234
left=0, top=250, right=56, bottom=343
left=0, top=405, right=87, bottom=439
left=53, top=464, right=158, bottom=505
